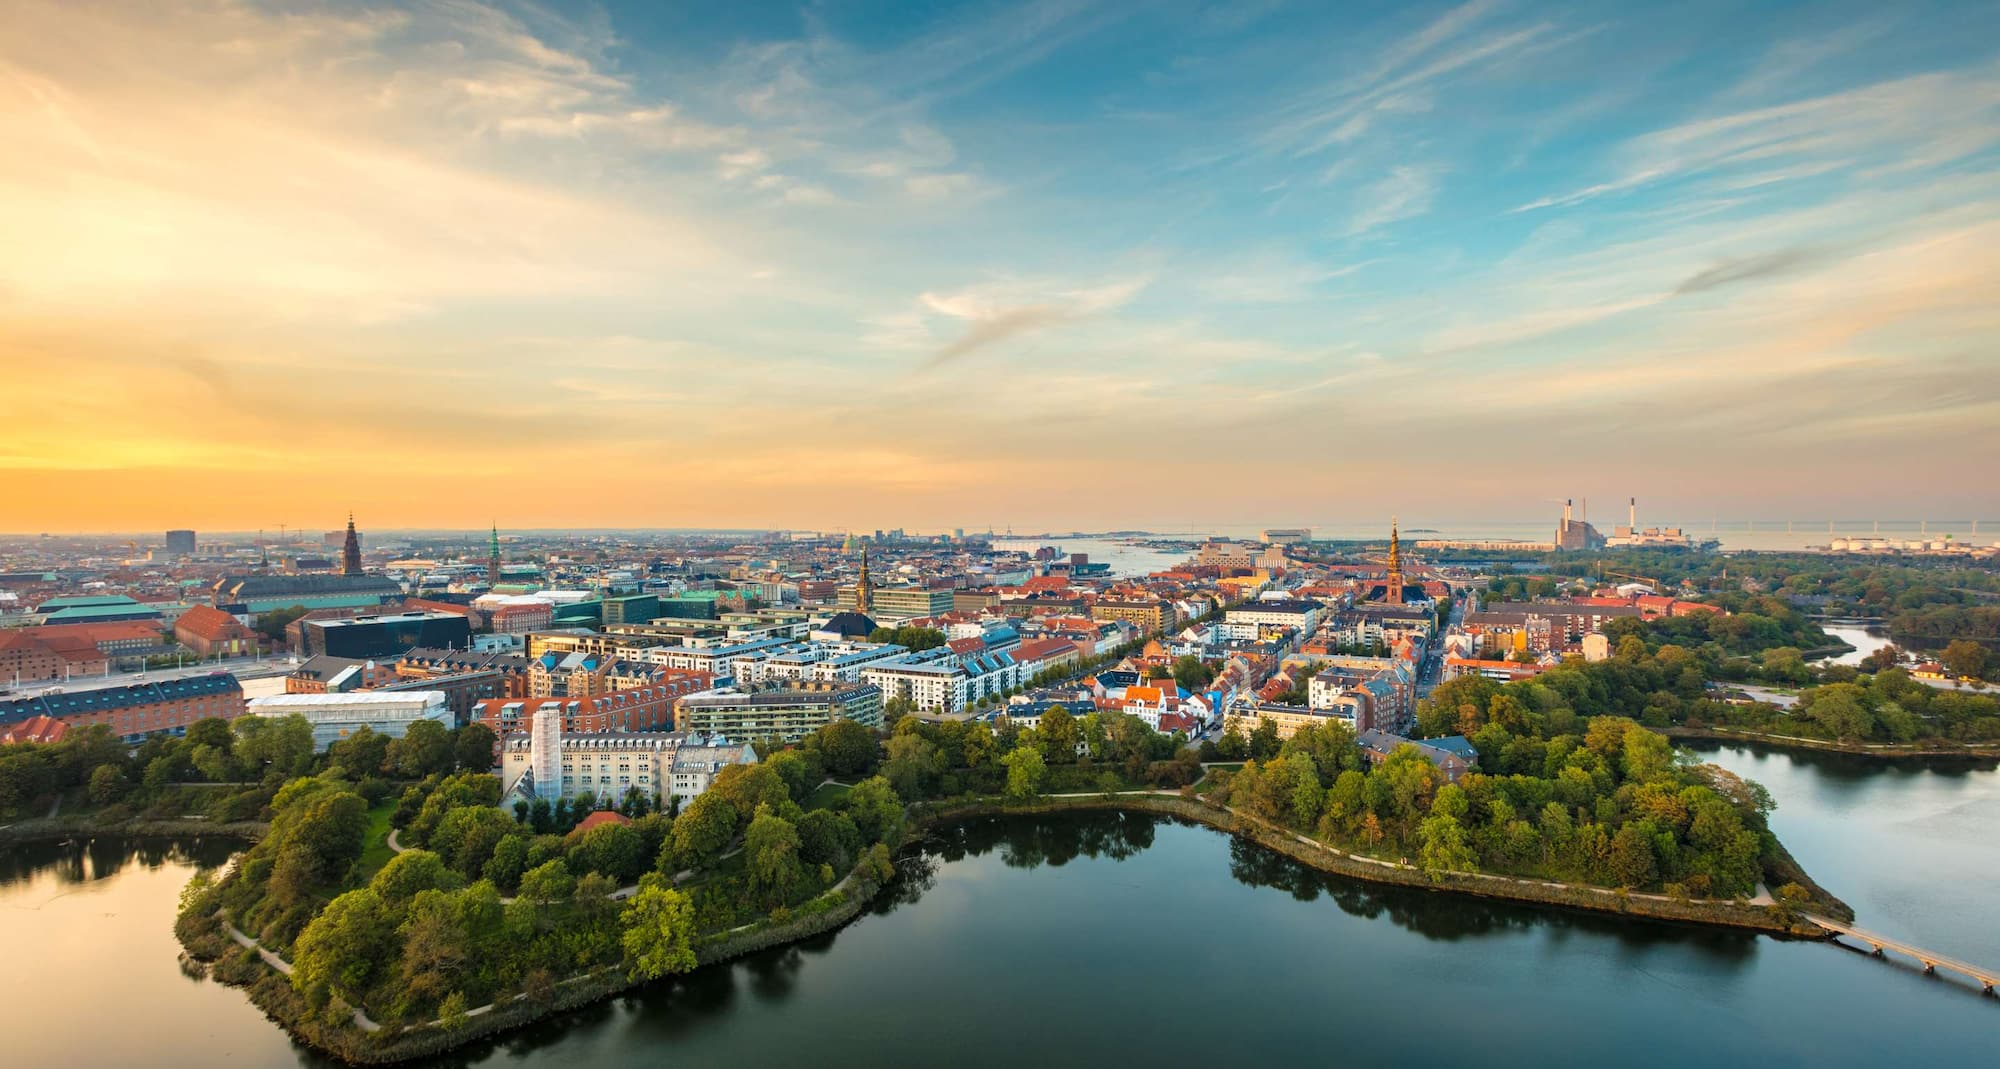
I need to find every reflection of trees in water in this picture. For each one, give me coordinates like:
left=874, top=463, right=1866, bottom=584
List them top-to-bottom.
left=1683, top=739, right=1997, bottom=783
left=921, top=811, right=1160, bottom=873
left=0, top=836, right=241, bottom=888
left=1222, top=836, right=1757, bottom=961
left=870, top=853, right=938, bottom=917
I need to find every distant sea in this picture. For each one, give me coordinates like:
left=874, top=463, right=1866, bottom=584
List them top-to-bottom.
left=1003, top=519, right=1999, bottom=557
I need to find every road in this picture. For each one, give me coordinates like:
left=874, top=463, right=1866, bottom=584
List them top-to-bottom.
left=1415, top=595, right=1463, bottom=700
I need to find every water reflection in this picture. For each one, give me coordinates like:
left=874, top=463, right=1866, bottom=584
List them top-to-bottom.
left=897, top=812, right=1763, bottom=963
left=0, top=835, right=242, bottom=887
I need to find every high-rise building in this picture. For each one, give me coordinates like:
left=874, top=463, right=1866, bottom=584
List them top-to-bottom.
left=341, top=513, right=363, bottom=575
left=165, top=529, right=196, bottom=556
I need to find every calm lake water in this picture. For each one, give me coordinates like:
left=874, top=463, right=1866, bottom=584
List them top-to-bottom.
left=4, top=753, right=1996, bottom=1069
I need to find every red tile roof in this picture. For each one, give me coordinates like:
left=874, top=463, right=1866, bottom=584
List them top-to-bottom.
left=175, top=605, right=252, bottom=642
left=1, top=715, right=68, bottom=745
left=573, top=810, right=633, bottom=833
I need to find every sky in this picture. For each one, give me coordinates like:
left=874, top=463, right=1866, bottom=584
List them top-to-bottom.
left=1, top=0, right=1997, bottom=535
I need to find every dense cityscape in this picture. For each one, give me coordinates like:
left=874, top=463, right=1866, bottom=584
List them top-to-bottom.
left=5, top=0, right=1999, bottom=1065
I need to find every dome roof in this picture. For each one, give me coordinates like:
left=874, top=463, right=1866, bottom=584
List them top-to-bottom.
left=821, top=611, right=878, bottom=638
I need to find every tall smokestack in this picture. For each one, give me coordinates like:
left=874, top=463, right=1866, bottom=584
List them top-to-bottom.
left=1582, top=497, right=1588, bottom=523
left=1629, top=497, right=1637, bottom=529
left=1564, top=499, right=1573, bottom=524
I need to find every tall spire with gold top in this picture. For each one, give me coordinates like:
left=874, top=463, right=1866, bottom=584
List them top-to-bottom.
left=1385, top=515, right=1404, bottom=604
left=856, top=541, right=874, bottom=615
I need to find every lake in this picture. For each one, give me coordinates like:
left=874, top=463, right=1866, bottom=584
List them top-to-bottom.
left=1818, top=622, right=1894, bottom=666
left=3, top=751, right=1996, bottom=1068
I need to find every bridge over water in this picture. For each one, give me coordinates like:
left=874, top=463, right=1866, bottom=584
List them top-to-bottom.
left=1809, top=915, right=1999, bottom=996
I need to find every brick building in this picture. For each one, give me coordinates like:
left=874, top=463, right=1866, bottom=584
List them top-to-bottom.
left=173, top=605, right=259, bottom=658
left=0, top=629, right=108, bottom=684
left=0, top=673, right=246, bottom=742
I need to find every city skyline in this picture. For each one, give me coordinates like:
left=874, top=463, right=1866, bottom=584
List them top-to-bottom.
left=3, top=0, right=1997, bottom=531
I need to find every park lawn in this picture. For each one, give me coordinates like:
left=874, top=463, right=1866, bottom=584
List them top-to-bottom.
left=803, top=782, right=851, bottom=811
left=356, top=798, right=397, bottom=880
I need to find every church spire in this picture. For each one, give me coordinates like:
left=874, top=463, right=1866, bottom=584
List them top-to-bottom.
left=341, top=512, right=362, bottom=576
left=1385, top=515, right=1404, bottom=604
left=489, top=522, right=501, bottom=588
left=856, top=541, right=874, bottom=615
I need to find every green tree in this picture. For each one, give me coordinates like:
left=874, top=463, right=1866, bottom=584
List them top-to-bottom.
left=253, top=604, right=311, bottom=644
left=1941, top=639, right=1990, bottom=681
left=1172, top=656, right=1216, bottom=692
left=1038, top=707, right=1080, bottom=764
left=234, top=714, right=314, bottom=781
left=185, top=717, right=234, bottom=752
left=809, top=718, right=881, bottom=777
left=1248, top=718, right=1281, bottom=761
left=387, top=719, right=455, bottom=778
left=453, top=723, right=497, bottom=772
left=1215, top=724, right=1248, bottom=761
left=328, top=727, right=390, bottom=780
left=883, top=732, right=941, bottom=798
left=1002, top=746, right=1047, bottom=799
left=764, top=750, right=813, bottom=803
left=708, top=762, right=791, bottom=824
left=87, top=763, right=125, bottom=805
left=841, top=776, right=904, bottom=846
left=665, top=792, right=737, bottom=870
left=744, top=804, right=804, bottom=903
left=796, top=809, right=862, bottom=870
left=1418, top=812, right=1476, bottom=880
left=571, top=821, right=647, bottom=884
left=1608, top=825, right=1659, bottom=888
left=482, top=833, right=529, bottom=893
left=368, top=849, right=460, bottom=904
left=517, top=859, right=575, bottom=906
left=621, top=882, right=697, bottom=980
left=291, top=887, right=398, bottom=1009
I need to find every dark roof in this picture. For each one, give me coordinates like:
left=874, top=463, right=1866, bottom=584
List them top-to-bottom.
left=214, top=574, right=400, bottom=599
left=820, top=611, right=877, bottom=638
left=291, top=654, right=370, bottom=681
left=0, top=673, right=242, bottom=726
left=1424, top=735, right=1480, bottom=761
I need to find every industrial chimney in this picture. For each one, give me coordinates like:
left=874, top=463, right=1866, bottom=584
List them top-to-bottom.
left=1629, top=497, right=1637, bottom=529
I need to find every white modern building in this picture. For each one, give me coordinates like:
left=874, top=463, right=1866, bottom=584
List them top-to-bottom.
left=247, top=690, right=453, bottom=750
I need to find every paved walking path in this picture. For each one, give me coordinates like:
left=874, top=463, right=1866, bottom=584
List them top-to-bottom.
left=220, top=917, right=382, bottom=1032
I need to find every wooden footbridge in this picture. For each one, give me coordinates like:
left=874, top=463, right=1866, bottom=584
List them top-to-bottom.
left=1809, top=915, right=1998, bottom=996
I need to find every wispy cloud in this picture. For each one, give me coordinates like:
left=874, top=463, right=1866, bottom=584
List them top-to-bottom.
left=1515, top=63, right=2000, bottom=212
left=1347, top=166, right=1439, bottom=234
left=1672, top=247, right=1825, bottom=296
left=912, top=276, right=1151, bottom=369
